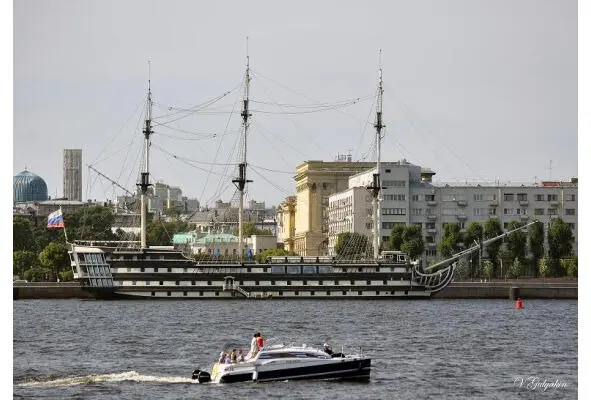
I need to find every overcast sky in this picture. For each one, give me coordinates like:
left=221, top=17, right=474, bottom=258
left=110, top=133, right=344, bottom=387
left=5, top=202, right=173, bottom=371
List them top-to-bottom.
left=12, top=0, right=578, bottom=208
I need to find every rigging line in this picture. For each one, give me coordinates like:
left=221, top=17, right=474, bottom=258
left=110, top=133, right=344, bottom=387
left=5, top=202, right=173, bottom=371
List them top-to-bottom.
left=251, top=70, right=376, bottom=125
left=250, top=76, right=328, bottom=156
left=200, top=79, right=244, bottom=203
left=152, top=85, right=239, bottom=119
left=353, top=87, right=379, bottom=161
left=90, top=95, right=147, bottom=165
left=250, top=95, right=372, bottom=108
left=117, top=97, right=148, bottom=187
left=249, top=100, right=367, bottom=115
left=251, top=120, right=307, bottom=168
left=154, top=123, right=240, bottom=138
left=153, top=131, right=237, bottom=141
left=151, top=143, right=239, bottom=166
left=151, top=144, right=233, bottom=176
left=248, top=166, right=292, bottom=196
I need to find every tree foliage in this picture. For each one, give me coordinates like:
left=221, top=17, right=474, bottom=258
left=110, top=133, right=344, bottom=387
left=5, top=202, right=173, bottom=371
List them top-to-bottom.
left=66, top=205, right=117, bottom=241
left=13, top=217, right=36, bottom=252
left=147, top=218, right=190, bottom=246
left=484, top=218, right=503, bottom=265
left=548, top=218, right=574, bottom=260
left=505, top=221, right=527, bottom=262
left=528, top=221, right=544, bottom=277
left=438, top=223, right=463, bottom=258
left=389, top=224, right=405, bottom=251
left=400, top=225, right=425, bottom=260
left=335, top=232, right=369, bottom=259
left=38, top=242, right=70, bottom=280
left=255, top=248, right=298, bottom=263
left=13, top=250, right=38, bottom=278
left=538, top=257, right=551, bottom=278
left=509, top=258, right=524, bottom=278
left=483, top=260, right=494, bottom=280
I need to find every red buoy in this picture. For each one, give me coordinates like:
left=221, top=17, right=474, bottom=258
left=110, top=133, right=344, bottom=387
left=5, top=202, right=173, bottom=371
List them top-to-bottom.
left=515, top=298, right=523, bottom=309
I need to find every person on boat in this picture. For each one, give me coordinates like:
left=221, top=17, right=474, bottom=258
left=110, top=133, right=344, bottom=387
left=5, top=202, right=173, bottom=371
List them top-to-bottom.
left=256, top=332, right=264, bottom=350
left=246, top=333, right=258, bottom=360
left=323, top=343, right=333, bottom=355
left=231, top=349, right=238, bottom=364
left=237, top=349, right=245, bottom=362
left=218, top=351, right=225, bottom=363
left=224, top=353, right=232, bottom=364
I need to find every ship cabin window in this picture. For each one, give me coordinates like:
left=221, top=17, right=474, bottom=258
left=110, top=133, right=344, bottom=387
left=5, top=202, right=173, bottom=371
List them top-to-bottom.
left=303, top=266, right=316, bottom=274
left=127, top=267, right=131, bottom=272
left=264, top=267, right=268, bottom=273
left=358, top=267, right=363, bottom=272
left=140, top=268, right=145, bottom=272
left=155, top=268, right=159, bottom=273
left=167, top=268, right=172, bottom=273
left=184, top=268, right=187, bottom=273
left=247, top=268, right=252, bottom=272
left=303, top=280, right=307, bottom=285
left=319, top=280, right=323, bottom=286
left=334, top=280, right=339, bottom=285
left=350, top=280, right=354, bottom=285
left=366, top=280, right=371, bottom=285
left=383, top=280, right=387, bottom=285
left=132, top=281, right=136, bottom=285
left=146, top=281, right=150, bottom=286
left=159, top=281, right=163, bottom=286
left=175, top=281, right=180, bottom=286
left=191, top=281, right=195, bottom=286
left=207, top=281, right=212, bottom=286
left=255, top=281, right=259, bottom=285
left=271, top=281, right=275, bottom=285
left=287, top=281, right=292, bottom=286
left=404, top=290, right=408, bottom=295
left=151, top=291, right=155, bottom=296
left=167, top=291, right=171, bottom=296
left=183, top=291, right=187, bottom=296
left=199, top=291, right=204, bottom=296
left=279, top=291, right=283, bottom=295
left=294, top=291, right=299, bottom=295
left=311, top=291, right=315, bottom=296
left=326, top=291, right=330, bottom=296
left=342, top=291, right=347, bottom=295
left=358, top=291, right=362, bottom=295
left=376, top=291, right=380, bottom=295
left=215, top=292, right=219, bottom=296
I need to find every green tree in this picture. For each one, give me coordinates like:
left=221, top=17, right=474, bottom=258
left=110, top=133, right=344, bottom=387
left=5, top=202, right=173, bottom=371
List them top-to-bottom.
left=66, top=205, right=117, bottom=241
left=13, top=217, right=36, bottom=251
left=147, top=218, right=190, bottom=246
left=484, top=218, right=503, bottom=266
left=548, top=218, right=574, bottom=260
left=464, top=221, right=484, bottom=278
left=506, top=221, right=527, bottom=262
left=528, top=221, right=544, bottom=277
left=438, top=223, right=463, bottom=258
left=389, top=224, right=405, bottom=251
left=400, top=225, right=424, bottom=260
left=335, top=232, right=369, bottom=259
left=38, top=242, right=70, bottom=281
left=13, top=250, right=38, bottom=279
left=538, top=257, right=551, bottom=278
left=509, top=258, right=524, bottom=278
left=561, top=258, right=577, bottom=278
left=454, top=259, right=470, bottom=280
left=483, top=260, right=494, bottom=280
left=24, top=266, right=52, bottom=282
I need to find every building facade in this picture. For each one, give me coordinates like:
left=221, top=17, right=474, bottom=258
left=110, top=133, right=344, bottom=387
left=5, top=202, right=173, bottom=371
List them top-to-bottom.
left=63, top=149, right=82, bottom=201
left=293, top=160, right=375, bottom=256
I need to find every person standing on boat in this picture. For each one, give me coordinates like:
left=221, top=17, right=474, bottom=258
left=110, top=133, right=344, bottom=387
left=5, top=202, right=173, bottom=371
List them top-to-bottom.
left=256, top=332, right=264, bottom=350
left=246, top=333, right=258, bottom=360
left=323, top=343, right=333, bottom=355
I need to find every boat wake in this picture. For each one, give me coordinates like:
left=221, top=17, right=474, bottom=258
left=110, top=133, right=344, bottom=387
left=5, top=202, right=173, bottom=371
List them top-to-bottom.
left=15, top=371, right=197, bottom=387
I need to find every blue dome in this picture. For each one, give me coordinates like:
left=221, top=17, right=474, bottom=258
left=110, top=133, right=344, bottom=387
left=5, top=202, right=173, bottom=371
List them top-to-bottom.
left=13, top=170, right=48, bottom=203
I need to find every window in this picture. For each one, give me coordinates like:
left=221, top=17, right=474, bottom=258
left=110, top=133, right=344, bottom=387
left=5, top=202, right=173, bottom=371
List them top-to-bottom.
left=383, top=180, right=406, bottom=187
left=504, top=193, right=514, bottom=201
left=517, top=193, right=528, bottom=201
left=412, top=194, right=420, bottom=201
left=425, top=194, right=435, bottom=202
left=473, top=194, right=483, bottom=201
left=547, top=194, right=558, bottom=201
left=566, top=194, right=576, bottom=201
left=382, top=208, right=406, bottom=215
left=411, top=208, right=423, bottom=215
left=474, top=208, right=485, bottom=216
left=488, top=208, right=496, bottom=216
left=504, top=208, right=516, bottom=215
left=534, top=208, right=544, bottom=215
left=548, top=208, right=558, bottom=216
left=565, top=209, right=575, bottom=216
left=426, top=222, right=436, bottom=230
left=503, top=222, right=509, bottom=229
left=567, top=223, right=575, bottom=230
left=425, top=236, right=435, bottom=243
left=425, top=249, right=437, bottom=257
left=159, top=281, right=163, bottom=286
left=175, top=281, right=179, bottom=286
left=151, top=291, right=155, bottom=296
left=183, top=291, right=188, bottom=296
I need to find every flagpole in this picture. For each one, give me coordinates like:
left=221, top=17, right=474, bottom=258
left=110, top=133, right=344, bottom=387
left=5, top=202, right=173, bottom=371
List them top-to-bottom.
left=60, top=207, right=68, bottom=243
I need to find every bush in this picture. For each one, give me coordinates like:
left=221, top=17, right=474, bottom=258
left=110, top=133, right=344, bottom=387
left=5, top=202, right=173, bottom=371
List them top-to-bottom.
left=538, top=257, right=551, bottom=278
left=509, top=258, right=524, bottom=278
left=561, top=259, right=577, bottom=278
left=483, top=260, right=494, bottom=280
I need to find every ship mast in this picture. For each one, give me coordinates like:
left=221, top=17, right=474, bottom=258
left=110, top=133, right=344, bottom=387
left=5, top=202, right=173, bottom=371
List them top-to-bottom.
left=233, top=42, right=253, bottom=261
left=367, top=51, right=385, bottom=259
left=138, top=62, right=153, bottom=249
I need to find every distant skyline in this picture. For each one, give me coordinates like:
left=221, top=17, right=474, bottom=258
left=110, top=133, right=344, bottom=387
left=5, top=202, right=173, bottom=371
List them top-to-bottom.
left=13, top=0, right=578, bottom=207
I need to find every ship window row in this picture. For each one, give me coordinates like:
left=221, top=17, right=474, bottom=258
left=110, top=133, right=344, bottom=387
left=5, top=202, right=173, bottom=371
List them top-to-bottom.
left=78, top=253, right=107, bottom=265
left=131, top=279, right=394, bottom=287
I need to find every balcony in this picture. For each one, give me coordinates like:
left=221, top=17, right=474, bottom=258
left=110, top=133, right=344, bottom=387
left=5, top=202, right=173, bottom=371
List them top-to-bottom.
left=456, top=199, right=467, bottom=207
left=426, top=200, right=437, bottom=206
left=489, top=200, right=498, bottom=206
left=519, top=200, right=529, bottom=206
left=550, top=200, right=560, bottom=207
left=456, top=213, right=467, bottom=220
left=427, top=214, right=437, bottom=220
left=520, top=214, right=529, bottom=220
left=427, top=228, right=437, bottom=234
left=425, top=242, right=437, bottom=247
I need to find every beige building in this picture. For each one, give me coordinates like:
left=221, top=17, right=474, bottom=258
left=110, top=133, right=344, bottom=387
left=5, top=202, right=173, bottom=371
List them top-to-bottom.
left=293, top=160, right=374, bottom=256
left=277, top=196, right=297, bottom=251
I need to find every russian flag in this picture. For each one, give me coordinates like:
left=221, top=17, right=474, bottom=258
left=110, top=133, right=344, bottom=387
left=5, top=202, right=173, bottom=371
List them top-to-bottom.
left=47, top=209, right=65, bottom=228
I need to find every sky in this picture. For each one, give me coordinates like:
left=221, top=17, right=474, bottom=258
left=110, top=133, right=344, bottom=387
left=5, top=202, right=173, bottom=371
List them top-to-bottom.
left=12, top=0, right=579, bottom=209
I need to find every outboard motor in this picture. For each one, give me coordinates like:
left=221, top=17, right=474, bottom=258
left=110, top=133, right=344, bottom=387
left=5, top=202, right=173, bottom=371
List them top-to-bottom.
left=191, top=369, right=211, bottom=383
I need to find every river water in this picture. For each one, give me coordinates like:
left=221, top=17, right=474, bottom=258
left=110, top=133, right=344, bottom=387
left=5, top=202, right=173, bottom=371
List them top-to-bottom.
left=13, top=299, right=577, bottom=399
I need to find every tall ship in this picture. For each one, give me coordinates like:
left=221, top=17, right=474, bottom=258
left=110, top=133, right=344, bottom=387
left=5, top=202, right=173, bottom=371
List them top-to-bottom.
left=67, top=55, right=527, bottom=300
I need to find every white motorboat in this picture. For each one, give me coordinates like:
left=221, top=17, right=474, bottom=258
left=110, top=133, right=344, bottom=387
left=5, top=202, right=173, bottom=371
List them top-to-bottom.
left=192, top=343, right=371, bottom=383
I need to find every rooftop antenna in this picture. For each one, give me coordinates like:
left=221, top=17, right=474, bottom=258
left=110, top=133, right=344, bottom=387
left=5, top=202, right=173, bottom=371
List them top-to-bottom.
left=233, top=37, right=253, bottom=261
left=366, top=49, right=386, bottom=259
left=137, top=60, right=153, bottom=249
